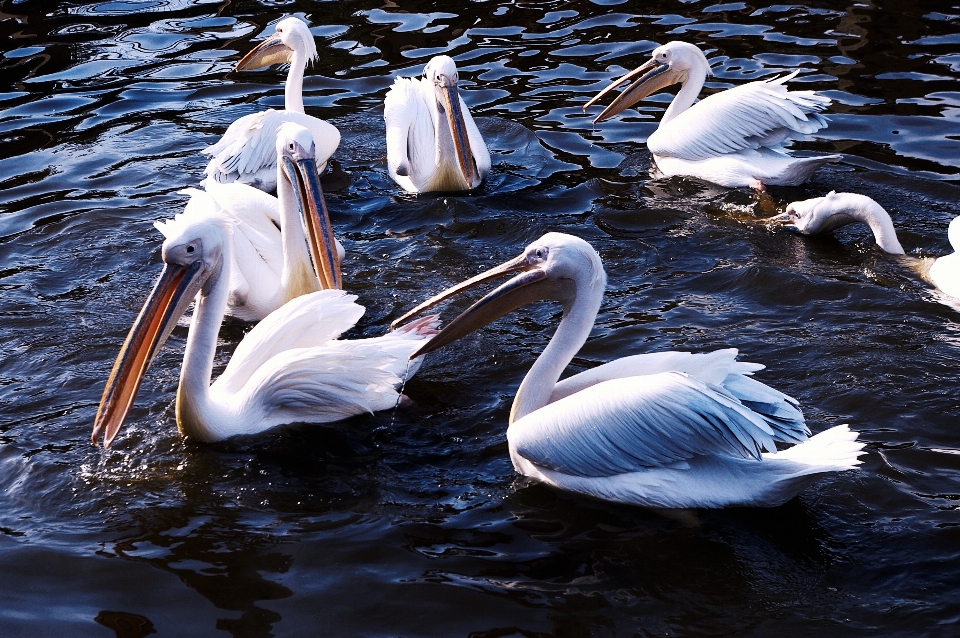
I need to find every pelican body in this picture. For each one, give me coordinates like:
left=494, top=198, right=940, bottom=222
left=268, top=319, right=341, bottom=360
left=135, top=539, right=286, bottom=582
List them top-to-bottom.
left=204, top=17, right=340, bottom=192
left=585, top=42, right=840, bottom=189
left=384, top=55, right=490, bottom=193
left=202, top=122, right=342, bottom=322
left=778, top=191, right=960, bottom=298
left=91, top=211, right=437, bottom=447
left=394, top=233, right=864, bottom=508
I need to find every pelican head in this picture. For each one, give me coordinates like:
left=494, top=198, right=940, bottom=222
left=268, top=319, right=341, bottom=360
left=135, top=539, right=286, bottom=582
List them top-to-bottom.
left=237, top=16, right=318, bottom=71
left=585, top=41, right=711, bottom=123
left=423, top=55, right=481, bottom=189
left=276, top=122, right=341, bottom=290
left=773, top=191, right=857, bottom=235
left=92, top=210, right=228, bottom=447
left=393, top=233, right=603, bottom=358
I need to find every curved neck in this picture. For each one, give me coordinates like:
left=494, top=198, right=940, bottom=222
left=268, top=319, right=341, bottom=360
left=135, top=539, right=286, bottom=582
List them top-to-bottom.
left=285, top=50, right=306, bottom=113
left=661, top=65, right=707, bottom=126
left=276, top=171, right=320, bottom=301
left=847, top=200, right=904, bottom=255
left=176, top=254, right=229, bottom=439
left=509, top=268, right=605, bottom=424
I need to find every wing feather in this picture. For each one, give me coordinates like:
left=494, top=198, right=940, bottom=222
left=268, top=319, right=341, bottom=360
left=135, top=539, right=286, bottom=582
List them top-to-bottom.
left=650, top=72, right=832, bottom=161
left=510, top=372, right=783, bottom=478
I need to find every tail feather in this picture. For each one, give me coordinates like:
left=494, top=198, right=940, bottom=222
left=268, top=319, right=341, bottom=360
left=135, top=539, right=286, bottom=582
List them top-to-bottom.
left=776, top=154, right=841, bottom=186
left=766, top=424, right=865, bottom=470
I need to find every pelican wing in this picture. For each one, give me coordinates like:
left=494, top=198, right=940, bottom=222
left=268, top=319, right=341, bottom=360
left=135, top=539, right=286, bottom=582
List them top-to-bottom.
left=651, top=72, right=831, bottom=161
left=384, top=77, right=434, bottom=191
left=203, top=110, right=340, bottom=187
left=214, top=290, right=365, bottom=394
left=236, top=344, right=404, bottom=426
left=550, top=348, right=807, bottom=443
left=510, top=372, right=783, bottom=478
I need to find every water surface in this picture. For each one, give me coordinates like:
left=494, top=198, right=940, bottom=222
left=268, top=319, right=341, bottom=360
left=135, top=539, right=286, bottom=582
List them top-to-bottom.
left=2, top=0, right=960, bottom=635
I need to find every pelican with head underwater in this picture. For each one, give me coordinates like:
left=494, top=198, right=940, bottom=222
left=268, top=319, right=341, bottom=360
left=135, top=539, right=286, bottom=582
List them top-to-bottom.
left=584, top=41, right=840, bottom=190
left=384, top=55, right=490, bottom=193
left=392, top=232, right=865, bottom=508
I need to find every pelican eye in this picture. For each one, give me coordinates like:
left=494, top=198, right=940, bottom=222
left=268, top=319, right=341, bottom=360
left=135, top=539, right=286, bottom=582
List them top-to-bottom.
left=186, top=245, right=195, bottom=254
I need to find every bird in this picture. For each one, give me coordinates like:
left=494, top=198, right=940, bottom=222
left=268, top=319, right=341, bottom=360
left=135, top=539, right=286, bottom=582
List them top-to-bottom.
left=203, top=16, right=341, bottom=192
left=584, top=41, right=840, bottom=190
left=384, top=55, right=490, bottom=193
left=200, top=122, right=343, bottom=322
left=773, top=191, right=960, bottom=298
left=91, top=208, right=438, bottom=447
left=392, top=232, right=864, bottom=508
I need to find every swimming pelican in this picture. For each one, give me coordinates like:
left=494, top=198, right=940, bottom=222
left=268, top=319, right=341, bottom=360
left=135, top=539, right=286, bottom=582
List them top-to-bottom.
left=203, top=17, right=340, bottom=192
left=584, top=41, right=840, bottom=190
left=384, top=55, right=490, bottom=193
left=202, top=122, right=342, bottom=322
left=774, top=191, right=960, bottom=298
left=91, top=210, right=438, bottom=447
left=393, top=232, right=864, bottom=508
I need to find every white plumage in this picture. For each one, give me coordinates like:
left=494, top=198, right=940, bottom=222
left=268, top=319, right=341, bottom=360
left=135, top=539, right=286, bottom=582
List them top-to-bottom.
left=203, top=17, right=340, bottom=192
left=586, top=41, right=839, bottom=189
left=384, top=55, right=490, bottom=193
left=197, top=122, right=343, bottom=322
left=778, top=191, right=960, bottom=298
left=91, top=209, right=437, bottom=447
left=396, top=232, right=865, bottom=508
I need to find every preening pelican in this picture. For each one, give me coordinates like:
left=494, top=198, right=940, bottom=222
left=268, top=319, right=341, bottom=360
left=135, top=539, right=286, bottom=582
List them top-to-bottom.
left=203, top=17, right=341, bottom=192
left=585, top=41, right=840, bottom=189
left=384, top=55, right=490, bottom=193
left=202, top=122, right=342, bottom=322
left=774, top=191, right=960, bottom=298
left=91, top=210, right=438, bottom=447
left=394, top=233, right=864, bottom=508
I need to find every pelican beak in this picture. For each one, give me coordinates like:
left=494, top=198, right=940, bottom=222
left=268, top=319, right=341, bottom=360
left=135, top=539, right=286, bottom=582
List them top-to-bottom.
left=236, top=34, right=293, bottom=71
left=584, top=57, right=683, bottom=123
left=436, top=78, right=480, bottom=189
left=282, top=155, right=341, bottom=290
left=762, top=212, right=794, bottom=228
left=393, top=254, right=573, bottom=359
left=92, top=260, right=205, bottom=448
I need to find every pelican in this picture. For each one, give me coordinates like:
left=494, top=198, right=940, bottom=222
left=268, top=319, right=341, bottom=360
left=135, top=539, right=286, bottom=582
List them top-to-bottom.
left=203, top=17, right=340, bottom=192
left=585, top=42, right=840, bottom=190
left=384, top=55, right=490, bottom=193
left=202, top=122, right=342, bottom=322
left=773, top=191, right=960, bottom=298
left=91, top=209, right=438, bottom=447
left=393, top=233, right=864, bottom=508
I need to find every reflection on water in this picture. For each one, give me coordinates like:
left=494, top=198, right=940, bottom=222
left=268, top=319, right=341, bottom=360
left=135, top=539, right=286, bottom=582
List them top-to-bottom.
left=2, top=0, right=960, bottom=635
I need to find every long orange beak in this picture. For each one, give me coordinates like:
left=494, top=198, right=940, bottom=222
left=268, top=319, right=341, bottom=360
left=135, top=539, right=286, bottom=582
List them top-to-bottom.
left=236, top=34, right=293, bottom=71
left=584, top=58, right=681, bottom=123
left=436, top=81, right=481, bottom=189
left=282, top=156, right=341, bottom=290
left=92, top=260, right=204, bottom=447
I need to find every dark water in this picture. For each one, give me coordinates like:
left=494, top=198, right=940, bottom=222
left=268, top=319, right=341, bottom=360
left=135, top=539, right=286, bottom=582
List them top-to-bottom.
left=2, top=0, right=960, bottom=635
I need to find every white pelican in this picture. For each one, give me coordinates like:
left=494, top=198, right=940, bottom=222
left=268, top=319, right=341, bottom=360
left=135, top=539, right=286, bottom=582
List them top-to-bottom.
left=203, top=17, right=340, bottom=192
left=585, top=41, right=840, bottom=190
left=384, top=55, right=490, bottom=193
left=201, top=122, right=342, bottom=322
left=775, top=191, right=960, bottom=298
left=91, top=209, right=438, bottom=447
left=393, top=233, right=864, bottom=508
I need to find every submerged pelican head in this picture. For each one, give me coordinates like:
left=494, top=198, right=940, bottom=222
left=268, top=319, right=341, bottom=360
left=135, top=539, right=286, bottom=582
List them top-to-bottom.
left=237, top=16, right=318, bottom=71
left=585, top=41, right=711, bottom=123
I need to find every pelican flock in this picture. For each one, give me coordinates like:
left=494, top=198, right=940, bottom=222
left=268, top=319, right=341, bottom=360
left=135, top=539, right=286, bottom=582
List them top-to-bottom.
left=86, top=16, right=890, bottom=510
left=203, top=17, right=340, bottom=192
left=585, top=41, right=839, bottom=189
left=384, top=55, right=490, bottom=193
left=202, top=122, right=342, bottom=322
left=775, top=191, right=960, bottom=298
left=91, top=206, right=438, bottom=447
left=394, top=233, right=865, bottom=508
